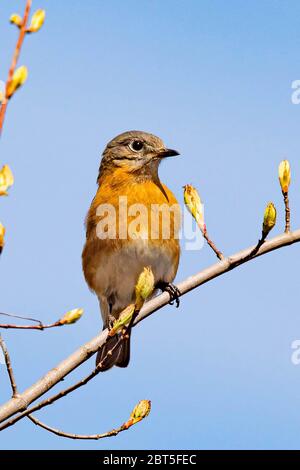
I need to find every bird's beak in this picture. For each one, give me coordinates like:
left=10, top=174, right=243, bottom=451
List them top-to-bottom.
left=158, top=148, right=180, bottom=158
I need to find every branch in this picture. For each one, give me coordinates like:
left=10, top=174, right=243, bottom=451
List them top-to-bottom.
left=0, top=0, right=32, bottom=135
left=0, top=228, right=299, bottom=426
left=0, top=334, right=126, bottom=431
left=0, top=334, right=146, bottom=437
left=0, top=335, right=18, bottom=398
left=23, top=341, right=148, bottom=441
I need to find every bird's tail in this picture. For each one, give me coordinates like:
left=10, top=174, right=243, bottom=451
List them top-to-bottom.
left=96, top=329, right=131, bottom=371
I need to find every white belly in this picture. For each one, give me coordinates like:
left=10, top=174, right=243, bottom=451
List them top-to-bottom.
left=94, top=240, right=176, bottom=315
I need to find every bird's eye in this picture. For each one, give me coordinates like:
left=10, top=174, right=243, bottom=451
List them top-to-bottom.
left=129, top=140, right=144, bottom=152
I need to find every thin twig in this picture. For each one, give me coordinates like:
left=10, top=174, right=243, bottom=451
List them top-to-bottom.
left=0, top=0, right=32, bottom=135
left=283, top=191, right=291, bottom=233
left=202, top=228, right=224, bottom=260
left=0, top=229, right=299, bottom=426
left=242, top=231, right=267, bottom=261
left=0, top=312, right=43, bottom=325
left=0, top=335, right=18, bottom=398
left=27, top=414, right=129, bottom=440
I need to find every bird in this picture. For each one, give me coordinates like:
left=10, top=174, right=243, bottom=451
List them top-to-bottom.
left=82, top=130, right=181, bottom=371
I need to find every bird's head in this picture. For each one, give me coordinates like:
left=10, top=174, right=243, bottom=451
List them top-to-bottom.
left=98, top=130, right=179, bottom=180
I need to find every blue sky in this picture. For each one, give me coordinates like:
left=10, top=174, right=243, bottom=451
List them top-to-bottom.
left=0, top=0, right=300, bottom=450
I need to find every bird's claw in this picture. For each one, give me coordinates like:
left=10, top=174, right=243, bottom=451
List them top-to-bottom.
left=158, top=282, right=181, bottom=308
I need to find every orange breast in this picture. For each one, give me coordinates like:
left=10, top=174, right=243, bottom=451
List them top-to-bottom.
left=87, top=169, right=181, bottom=242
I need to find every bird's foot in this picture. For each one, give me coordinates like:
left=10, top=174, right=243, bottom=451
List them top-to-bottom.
left=157, top=281, right=181, bottom=308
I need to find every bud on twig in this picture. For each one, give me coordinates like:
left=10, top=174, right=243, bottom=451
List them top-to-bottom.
left=27, top=9, right=46, bottom=33
left=10, top=14, right=22, bottom=28
left=7, top=66, right=28, bottom=99
left=278, top=160, right=291, bottom=194
left=278, top=160, right=291, bottom=233
left=0, top=165, right=14, bottom=196
left=183, top=184, right=205, bottom=231
left=183, top=184, right=224, bottom=260
left=262, top=202, right=277, bottom=238
left=109, top=267, right=155, bottom=337
left=135, top=267, right=155, bottom=310
left=108, top=304, right=135, bottom=336
left=59, top=308, right=84, bottom=325
left=123, top=400, right=151, bottom=429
